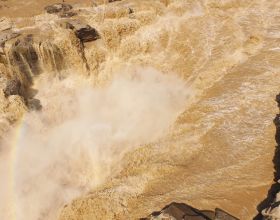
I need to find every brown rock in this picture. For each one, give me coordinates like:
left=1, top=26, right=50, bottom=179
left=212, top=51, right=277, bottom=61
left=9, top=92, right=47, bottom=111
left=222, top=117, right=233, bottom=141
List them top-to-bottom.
left=108, top=0, right=121, bottom=2
left=44, top=3, right=72, bottom=14
left=66, top=21, right=100, bottom=43
left=0, top=31, right=20, bottom=47
left=10, top=34, right=40, bottom=78
left=3, top=79, right=21, bottom=97
left=27, top=98, right=42, bottom=111
left=142, top=202, right=239, bottom=220
left=144, top=202, right=215, bottom=220
left=215, top=208, right=239, bottom=220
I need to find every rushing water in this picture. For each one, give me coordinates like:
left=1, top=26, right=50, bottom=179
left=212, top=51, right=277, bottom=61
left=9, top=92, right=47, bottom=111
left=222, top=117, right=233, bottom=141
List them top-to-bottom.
left=1, top=0, right=280, bottom=219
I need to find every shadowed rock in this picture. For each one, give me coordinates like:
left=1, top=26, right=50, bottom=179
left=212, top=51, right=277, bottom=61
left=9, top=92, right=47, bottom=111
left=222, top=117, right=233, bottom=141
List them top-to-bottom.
left=108, top=0, right=122, bottom=2
left=44, top=3, right=72, bottom=14
left=128, top=7, right=134, bottom=14
left=66, top=21, right=100, bottom=43
left=10, top=34, right=40, bottom=82
left=3, top=79, right=21, bottom=97
left=258, top=93, right=280, bottom=219
left=276, top=94, right=280, bottom=107
left=27, top=98, right=42, bottom=111
left=262, top=200, right=280, bottom=219
left=141, top=202, right=239, bottom=220
left=215, top=208, right=239, bottom=220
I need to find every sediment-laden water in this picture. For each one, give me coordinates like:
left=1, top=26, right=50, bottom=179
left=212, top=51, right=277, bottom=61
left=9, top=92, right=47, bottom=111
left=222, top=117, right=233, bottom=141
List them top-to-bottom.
left=1, top=0, right=280, bottom=219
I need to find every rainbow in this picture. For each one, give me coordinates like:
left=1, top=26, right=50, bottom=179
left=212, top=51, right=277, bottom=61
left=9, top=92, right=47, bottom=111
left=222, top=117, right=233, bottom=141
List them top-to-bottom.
left=5, top=114, right=27, bottom=220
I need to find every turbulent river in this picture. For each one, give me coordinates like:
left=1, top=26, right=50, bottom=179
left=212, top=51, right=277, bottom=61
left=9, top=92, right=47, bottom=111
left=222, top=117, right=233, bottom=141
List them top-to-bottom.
left=1, top=0, right=280, bottom=219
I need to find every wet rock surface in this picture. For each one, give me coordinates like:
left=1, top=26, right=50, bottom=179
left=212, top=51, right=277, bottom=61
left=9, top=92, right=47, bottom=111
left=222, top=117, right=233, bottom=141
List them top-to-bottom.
left=44, top=3, right=73, bottom=14
left=44, top=3, right=77, bottom=18
left=66, top=20, right=100, bottom=43
left=10, top=35, right=41, bottom=82
left=3, top=79, right=22, bottom=97
left=260, top=93, right=280, bottom=219
left=27, top=98, right=42, bottom=111
left=141, top=202, right=239, bottom=220
left=215, top=208, right=239, bottom=220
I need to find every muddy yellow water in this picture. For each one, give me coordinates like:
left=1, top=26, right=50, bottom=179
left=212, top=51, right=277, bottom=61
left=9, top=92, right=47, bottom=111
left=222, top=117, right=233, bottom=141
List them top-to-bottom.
left=1, top=0, right=280, bottom=219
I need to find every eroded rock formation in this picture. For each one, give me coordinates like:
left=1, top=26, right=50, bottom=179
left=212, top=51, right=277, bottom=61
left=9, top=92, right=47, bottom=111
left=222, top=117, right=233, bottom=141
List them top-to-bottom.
left=44, top=3, right=73, bottom=14
left=66, top=20, right=100, bottom=43
left=3, top=79, right=22, bottom=97
left=260, top=95, right=280, bottom=219
left=141, top=202, right=238, bottom=220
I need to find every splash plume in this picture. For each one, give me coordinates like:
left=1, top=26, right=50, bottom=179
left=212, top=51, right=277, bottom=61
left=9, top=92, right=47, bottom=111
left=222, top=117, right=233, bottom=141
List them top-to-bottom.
left=0, top=68, right=188, bottom=220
